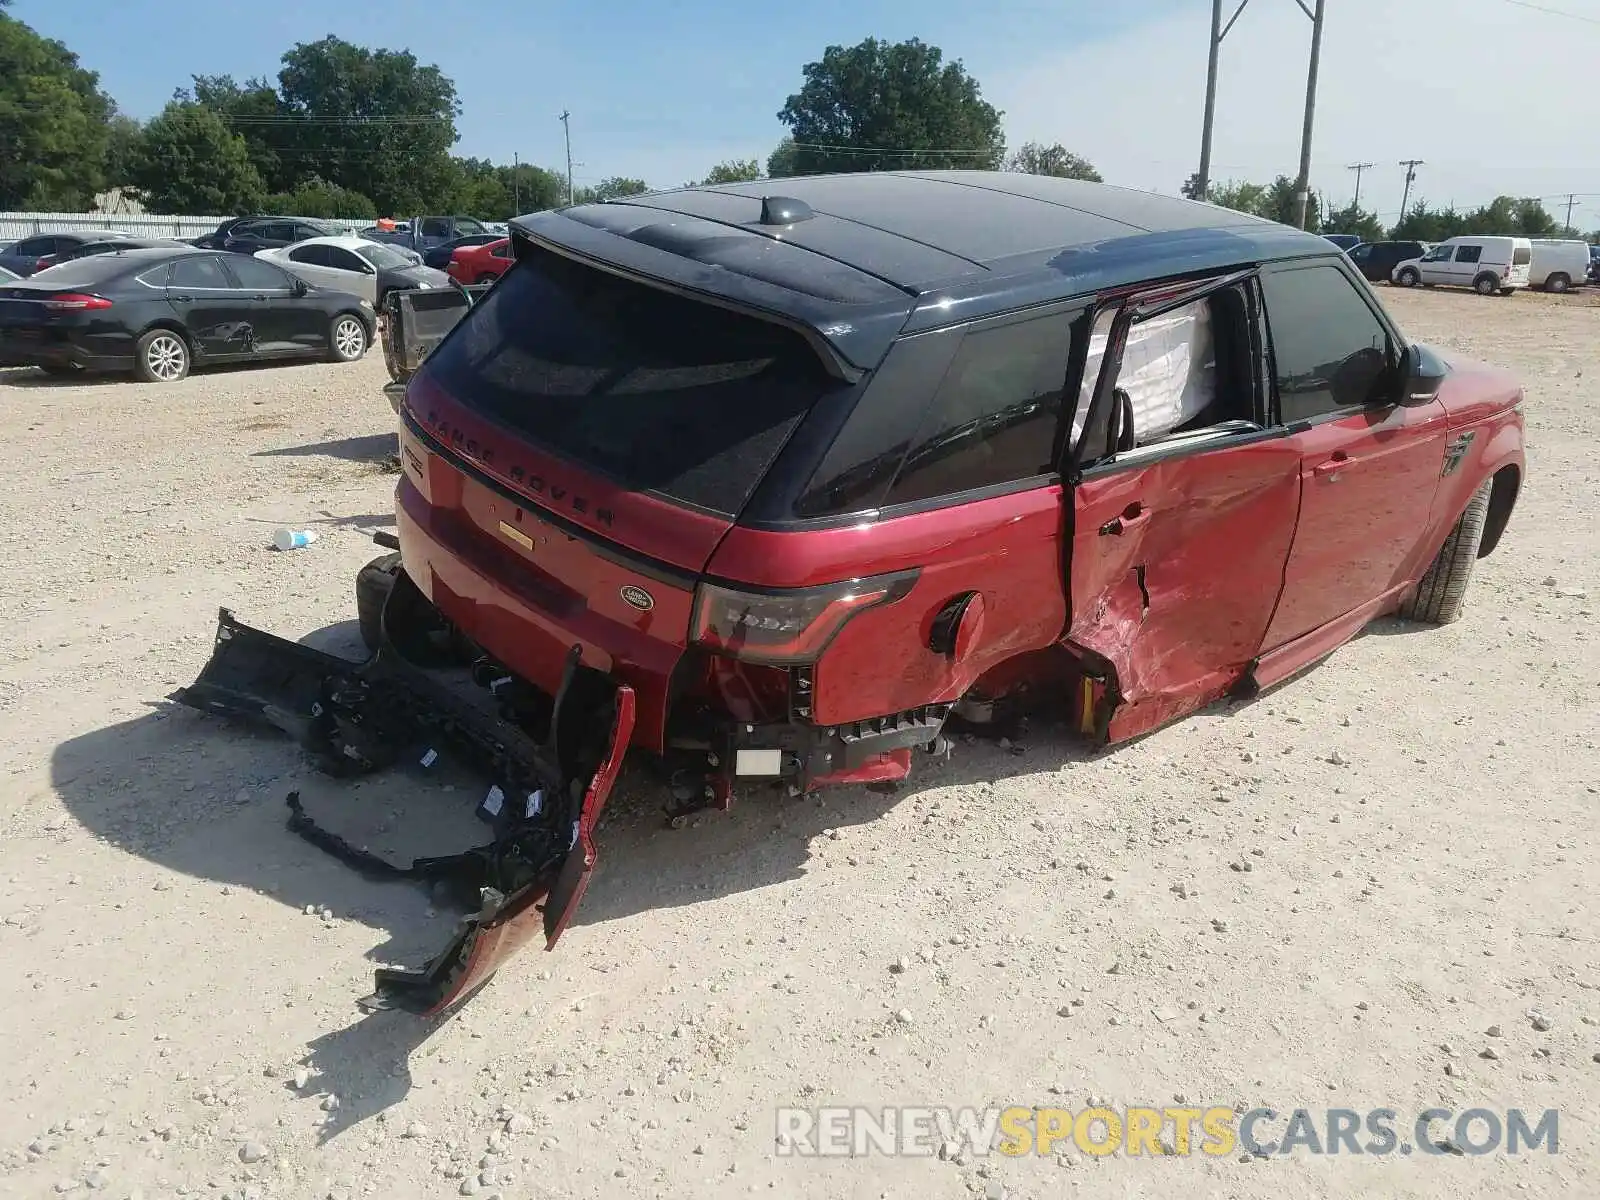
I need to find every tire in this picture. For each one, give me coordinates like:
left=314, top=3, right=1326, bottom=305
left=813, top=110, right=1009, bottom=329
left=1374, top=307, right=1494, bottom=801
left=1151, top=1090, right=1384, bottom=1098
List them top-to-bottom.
left=1395, top=268, right=1419, bottom=287
left=1546, top=272, right=1571, bottom=294
left=1473, top=273, right=1499, bottom=296
left=329, top=313, right=368, bottom=363
left=134, top=329, right=190, bottom=383
left=1400, top=480, right=1492, bottom=625
left=356, top=552, right=401, bottom=652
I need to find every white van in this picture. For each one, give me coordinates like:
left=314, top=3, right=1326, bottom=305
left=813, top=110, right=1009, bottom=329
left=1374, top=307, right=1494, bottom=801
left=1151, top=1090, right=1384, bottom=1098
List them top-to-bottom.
left=1390, top=235, right=1533, bottom=295
left=1526, top=239, right=1590, bottom=293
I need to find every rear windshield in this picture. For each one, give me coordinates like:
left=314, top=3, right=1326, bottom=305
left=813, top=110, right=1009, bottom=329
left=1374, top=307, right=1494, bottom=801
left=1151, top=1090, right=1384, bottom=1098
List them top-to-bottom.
left=418, top=247, right=841, bottom=516
left=1512, top=247, right=1531, bottom=265
left=19, top=255, right=142, bottom=287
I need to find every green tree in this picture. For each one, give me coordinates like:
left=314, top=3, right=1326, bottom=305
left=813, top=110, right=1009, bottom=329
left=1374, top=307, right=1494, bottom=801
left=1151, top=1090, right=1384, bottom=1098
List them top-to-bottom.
left=0, top=5, right=115, bottom=209
left=273, top=37, right=460, bottom=214
left=776, top=37, right=1004, bottom=175
left=189, top=74, right=289, bottom=193
left=128, top=100, right=264, bottom=214
left=102, top=112, right=143, bottom=189
left=767, top=137, right=799, bottom=179
left=1003, top=141, right=1100, bottom=182
left=694, top=158, right=763, bottom=186
left=499, top=162, right=566, bottom=214
left=1205, top=176, right=1321, bottom=231
left=260, top=177, right=375, bottom=220
left=576, top=177, right=650, bottom=203
left=1206, top=179, right=1271, bottom=217
left=1322, top=201, right=1385, bottom=243
left=1389, top=201, right=1464, bottom=243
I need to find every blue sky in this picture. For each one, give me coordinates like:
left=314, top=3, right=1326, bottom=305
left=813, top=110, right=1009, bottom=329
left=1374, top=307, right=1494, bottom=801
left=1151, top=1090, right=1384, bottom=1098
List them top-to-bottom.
left=14, top=0, right=1600, bottom=225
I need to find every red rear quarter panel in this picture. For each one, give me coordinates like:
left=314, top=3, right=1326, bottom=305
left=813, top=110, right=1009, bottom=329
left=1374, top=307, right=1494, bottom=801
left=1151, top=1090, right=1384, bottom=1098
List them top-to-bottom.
left=707, top=486, right=1069, bottom=726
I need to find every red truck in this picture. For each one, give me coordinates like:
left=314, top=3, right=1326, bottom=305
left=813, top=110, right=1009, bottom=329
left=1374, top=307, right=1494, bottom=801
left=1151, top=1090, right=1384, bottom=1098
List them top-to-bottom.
left=180, top=171, right=1525, bottom=1016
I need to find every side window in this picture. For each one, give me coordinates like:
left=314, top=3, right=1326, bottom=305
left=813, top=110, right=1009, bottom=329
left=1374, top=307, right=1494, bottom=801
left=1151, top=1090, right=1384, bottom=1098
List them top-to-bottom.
left=420, top=218, right=451, bottom=238
left=456, top=218, right=488, bottom=235
left=258, top=221, right=295, bottom=243
left=294, top=223, right=327, bottom=242
left=17, top=236, right=57, bottom=257
left=492, top=243, right=513, bottom=259
left=289, top=244, right=329, bottom=266
left=1422, top=245, right=1451, bottom=262
left=1455, top=245, right=1482, bottom=264
left=325, top=247, right=368, bottom=272
left=225, top=255, right=293, bottom=291
left=170, top=256, right=231, bottom=289
left=136, top=263, right=172, bottom=288
left=1260, top=265, right=1396, bottom=424
left=882, top=313, right=1073, bottom=508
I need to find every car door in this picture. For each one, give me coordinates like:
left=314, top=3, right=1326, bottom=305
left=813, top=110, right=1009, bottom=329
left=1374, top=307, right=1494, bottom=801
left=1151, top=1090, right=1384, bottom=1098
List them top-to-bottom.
left=1450, top=243, right=1484, bottom=288
left=1415, top=244, right=1450, bottom=285
left=322, top=245, right=378, bottom=304
left=223, top=254, right=322, bottom=355
left=166, top=255, right=257, bottom=358
left=1256, top=260, right=1448, bottom=655
left=1064, top=271, right=1305, bottom=744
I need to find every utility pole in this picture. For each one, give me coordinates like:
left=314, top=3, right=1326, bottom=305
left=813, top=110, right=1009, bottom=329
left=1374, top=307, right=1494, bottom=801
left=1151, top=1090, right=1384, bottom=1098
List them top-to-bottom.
left=1195, top=0, right=1254, bottom=201
left=1291, top=0, right=1327, bottom=231
left=559, top=110, right=574, bottom=206
left=513, top=152, right=520, bottom=215
left=1398, top=159, right=1424, bottom=225
left=1347, top=162, right=1373, bottom=209
left=1562, top=192, right=1577, bottom=231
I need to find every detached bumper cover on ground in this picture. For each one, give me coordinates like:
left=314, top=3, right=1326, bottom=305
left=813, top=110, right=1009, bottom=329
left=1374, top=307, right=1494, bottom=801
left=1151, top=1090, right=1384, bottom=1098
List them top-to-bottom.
left=172, top=605, right=634, bottom=1017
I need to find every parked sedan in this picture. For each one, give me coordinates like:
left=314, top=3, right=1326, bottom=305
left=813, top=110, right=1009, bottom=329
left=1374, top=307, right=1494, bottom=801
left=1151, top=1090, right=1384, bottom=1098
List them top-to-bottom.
left=216, top=217, right=351, bottom=255
left=0, top=230, right=137, bottom=278
left=423, top=233, right=503, bottom=270
left=35, top=236, right=190, bottom=270
left=256, top=236, right=451, bottom=305
left=445, top=237, right=514, bottom=285
left=0, top=247, right=375, bottom=382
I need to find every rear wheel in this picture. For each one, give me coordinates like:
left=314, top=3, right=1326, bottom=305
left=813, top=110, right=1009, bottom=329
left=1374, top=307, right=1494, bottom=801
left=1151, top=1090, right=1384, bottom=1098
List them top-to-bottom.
left=1395, top=268, right=1419, bottom=287
left=1473, top=272, right=1500, bottom=295
left=1545, top=272, right=1571, bottom=294
left=329, top=314, right=368, bottom=363
left=135, top=329, right=190, bottom=383
left=1399, top=480, right=1492, bottom=625
left=356, top=553, right=402, bottom=652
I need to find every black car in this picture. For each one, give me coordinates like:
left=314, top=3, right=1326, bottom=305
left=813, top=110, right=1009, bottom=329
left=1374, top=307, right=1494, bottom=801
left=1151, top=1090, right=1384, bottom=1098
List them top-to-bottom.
left=195, top=216, right=351, bottom=255
left=0, top=230, right=138, bottom=278
left=422, top=233, right=504, bottom=270
left=37, top=236, right=189, bottom=270
left=1348, top=240, right=1430, bottom=284
left=0, top=247, right=375, bottom=382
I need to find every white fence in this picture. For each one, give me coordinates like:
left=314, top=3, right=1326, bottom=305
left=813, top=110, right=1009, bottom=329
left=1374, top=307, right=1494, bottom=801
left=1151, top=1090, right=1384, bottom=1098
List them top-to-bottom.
left=0, top=211, right=234, bottom=241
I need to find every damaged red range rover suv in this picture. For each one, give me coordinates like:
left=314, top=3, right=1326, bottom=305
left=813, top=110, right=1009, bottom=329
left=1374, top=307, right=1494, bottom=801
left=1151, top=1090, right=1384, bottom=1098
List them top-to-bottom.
left=180, top=171, right=1525, bottom=1014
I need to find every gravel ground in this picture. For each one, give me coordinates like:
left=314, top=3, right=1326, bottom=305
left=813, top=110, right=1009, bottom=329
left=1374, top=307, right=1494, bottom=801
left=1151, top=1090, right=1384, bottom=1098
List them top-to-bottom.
left=0, top=287, right=1595, bottom=1200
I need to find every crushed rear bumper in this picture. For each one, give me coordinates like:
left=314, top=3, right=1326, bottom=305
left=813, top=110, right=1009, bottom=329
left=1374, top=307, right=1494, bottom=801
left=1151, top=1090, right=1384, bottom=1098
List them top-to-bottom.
left=173, top=603, right=634, bottom=1017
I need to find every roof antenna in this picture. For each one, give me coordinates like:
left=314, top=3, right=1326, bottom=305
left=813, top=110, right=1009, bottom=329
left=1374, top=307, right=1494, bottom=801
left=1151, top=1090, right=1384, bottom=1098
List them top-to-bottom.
left=758, top=196, right=814, bottom=226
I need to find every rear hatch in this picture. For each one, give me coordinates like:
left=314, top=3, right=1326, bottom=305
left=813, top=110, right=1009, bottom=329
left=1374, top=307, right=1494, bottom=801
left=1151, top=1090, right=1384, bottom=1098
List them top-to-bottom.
left=395, top=245, right=852, bottom=745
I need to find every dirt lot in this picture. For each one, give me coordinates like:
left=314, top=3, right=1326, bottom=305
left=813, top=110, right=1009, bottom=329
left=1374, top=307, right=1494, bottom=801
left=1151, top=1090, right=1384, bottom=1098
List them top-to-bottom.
left=1, top=287, right=1596, bottom=1200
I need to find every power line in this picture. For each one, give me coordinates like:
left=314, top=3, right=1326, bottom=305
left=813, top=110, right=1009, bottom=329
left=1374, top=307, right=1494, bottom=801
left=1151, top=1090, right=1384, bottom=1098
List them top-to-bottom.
left=1497, top=0, right=1600, bottom=25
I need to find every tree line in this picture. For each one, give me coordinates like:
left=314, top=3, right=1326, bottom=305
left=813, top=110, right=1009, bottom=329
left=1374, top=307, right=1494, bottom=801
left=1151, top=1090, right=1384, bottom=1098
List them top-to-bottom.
left=3, top=4, right=1591, bottom=243
left=1189, top=173, right=1594, bottom=244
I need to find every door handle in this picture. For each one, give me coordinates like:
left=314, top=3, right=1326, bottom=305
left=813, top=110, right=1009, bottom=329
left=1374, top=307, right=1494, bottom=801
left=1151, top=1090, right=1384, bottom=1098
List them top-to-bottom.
left=171, top=293, right=193, bottom=302
left=1313, top=451, right=1351, bottom=480
left=1099, top=503, right=1151, bottom=536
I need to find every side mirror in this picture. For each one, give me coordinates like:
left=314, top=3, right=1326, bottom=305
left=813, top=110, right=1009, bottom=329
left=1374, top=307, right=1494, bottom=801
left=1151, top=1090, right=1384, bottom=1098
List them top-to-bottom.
left=291, top=277, right=309, bottom=297
left=1401, top=341, right=1448, bottom=404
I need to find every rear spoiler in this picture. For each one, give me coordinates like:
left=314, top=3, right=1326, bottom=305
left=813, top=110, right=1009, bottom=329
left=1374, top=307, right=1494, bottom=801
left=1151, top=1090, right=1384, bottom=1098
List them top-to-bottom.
left=379, top=282, right=493, bottom=385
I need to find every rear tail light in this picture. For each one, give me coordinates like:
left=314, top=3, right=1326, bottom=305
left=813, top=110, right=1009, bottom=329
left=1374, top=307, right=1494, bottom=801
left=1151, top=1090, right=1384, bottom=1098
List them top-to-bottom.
left=35, top=257, right=55, bottom=271
left=42, top=293, right=113, bottom=312
left=690, top=570, right=919, bottom=664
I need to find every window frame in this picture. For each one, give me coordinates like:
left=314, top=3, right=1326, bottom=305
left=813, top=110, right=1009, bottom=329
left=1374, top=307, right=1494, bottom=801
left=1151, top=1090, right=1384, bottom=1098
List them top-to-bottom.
left=1454, top=245, right=1483, bottom=264
left=324, top=246, right=371, bottom=274
left=221, top=254, right=295, bottom=293
left=168, top=255, right=236, bottom=291
left=1256, top=256, right=1409, bottom=430
left=1068, top=267, right=1269, bottom=480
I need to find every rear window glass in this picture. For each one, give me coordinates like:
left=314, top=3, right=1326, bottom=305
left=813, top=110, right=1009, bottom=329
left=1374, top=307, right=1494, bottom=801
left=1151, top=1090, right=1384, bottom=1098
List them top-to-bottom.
left=1512, top=246, right=1531, bottom=265
left=418, top=248, right=843, bottom=516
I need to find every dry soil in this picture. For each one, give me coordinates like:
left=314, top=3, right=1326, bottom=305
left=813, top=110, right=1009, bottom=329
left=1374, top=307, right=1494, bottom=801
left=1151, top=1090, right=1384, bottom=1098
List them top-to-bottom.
left=0, top=287, right=1596, bottom=1200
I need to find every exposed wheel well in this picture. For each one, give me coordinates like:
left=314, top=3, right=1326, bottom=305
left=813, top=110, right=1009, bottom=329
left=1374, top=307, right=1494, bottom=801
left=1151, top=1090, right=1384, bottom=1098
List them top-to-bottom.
left=139, top=320, right=192, bottom=350
left=1478, top=465, right=1520, bottom=558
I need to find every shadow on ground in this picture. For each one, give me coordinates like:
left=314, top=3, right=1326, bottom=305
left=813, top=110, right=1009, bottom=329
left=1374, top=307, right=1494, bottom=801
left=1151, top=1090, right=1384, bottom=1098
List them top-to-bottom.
left=254, top=433, right=398, bottom=464
left=49, top=614, right=1357, bottom=1135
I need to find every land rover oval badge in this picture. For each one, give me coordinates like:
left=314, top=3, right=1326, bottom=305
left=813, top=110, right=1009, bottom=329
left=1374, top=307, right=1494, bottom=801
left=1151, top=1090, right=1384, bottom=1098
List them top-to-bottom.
left=620, top=584, right=654, bottom=612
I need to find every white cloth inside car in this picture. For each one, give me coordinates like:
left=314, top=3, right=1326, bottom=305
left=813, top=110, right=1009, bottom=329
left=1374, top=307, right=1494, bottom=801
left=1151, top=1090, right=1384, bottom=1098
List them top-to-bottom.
left=1073, top=300, right=1217, bottom=447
